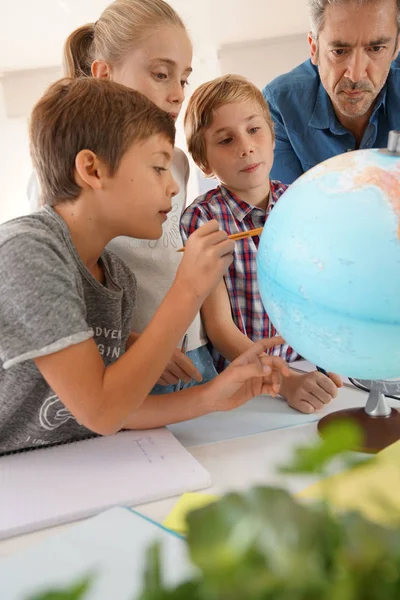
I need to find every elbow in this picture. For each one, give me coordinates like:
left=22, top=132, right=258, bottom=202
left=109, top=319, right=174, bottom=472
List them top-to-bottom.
left=74, top=403, right=123, bottom=437
left=80, top=416, right=121, bottom=437
left=88, top=421, right=121, bottom=437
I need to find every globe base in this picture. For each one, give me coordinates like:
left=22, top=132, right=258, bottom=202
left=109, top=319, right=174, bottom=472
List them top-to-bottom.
left=318, top=408, right=400, bottom=454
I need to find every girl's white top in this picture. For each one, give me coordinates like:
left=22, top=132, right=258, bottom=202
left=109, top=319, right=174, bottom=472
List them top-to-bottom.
left=28, top=148, right=206, bottom=352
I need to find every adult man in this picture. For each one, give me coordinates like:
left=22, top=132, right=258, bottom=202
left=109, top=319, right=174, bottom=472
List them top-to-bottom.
left=263, top=0, right=400, bottom=183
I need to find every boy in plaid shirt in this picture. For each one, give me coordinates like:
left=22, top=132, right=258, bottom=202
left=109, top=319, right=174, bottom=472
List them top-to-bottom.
left=181, top=75, right=342, bottom=414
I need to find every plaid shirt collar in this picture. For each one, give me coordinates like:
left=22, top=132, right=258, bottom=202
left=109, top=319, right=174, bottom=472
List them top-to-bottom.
left=218, top=180, right=280, bottom=223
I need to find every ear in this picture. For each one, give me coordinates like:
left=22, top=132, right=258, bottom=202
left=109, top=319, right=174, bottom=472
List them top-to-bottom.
left=308, top=32, right=318, bottom=65
left=91, top=60, right=112, bottom=79
left=74, top=150, right=107, bottom=191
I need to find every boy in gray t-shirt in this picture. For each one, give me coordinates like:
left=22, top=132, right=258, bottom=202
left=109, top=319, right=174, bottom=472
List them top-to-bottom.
left=0, top=78, right=289, bottom=454
left=0, top=207, right=136, bottom=452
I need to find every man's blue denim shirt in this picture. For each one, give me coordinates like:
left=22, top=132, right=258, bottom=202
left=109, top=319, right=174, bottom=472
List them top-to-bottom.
left=263, top=57, right=400, bottom=184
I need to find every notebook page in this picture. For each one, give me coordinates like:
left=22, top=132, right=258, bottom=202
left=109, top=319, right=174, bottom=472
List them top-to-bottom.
left=0, top=428, right=211, bottom=540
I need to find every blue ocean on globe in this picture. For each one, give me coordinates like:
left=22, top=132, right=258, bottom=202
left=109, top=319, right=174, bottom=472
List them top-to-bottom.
left=257, top=149, right=400, bottom=380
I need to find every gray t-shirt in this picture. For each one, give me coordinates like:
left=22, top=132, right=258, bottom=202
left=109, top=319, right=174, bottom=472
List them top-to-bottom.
left=0, top=207, right=136, bottom=454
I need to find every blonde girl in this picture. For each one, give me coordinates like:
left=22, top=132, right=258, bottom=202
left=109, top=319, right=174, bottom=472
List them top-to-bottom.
left=30, top=0, right=218, bottom=392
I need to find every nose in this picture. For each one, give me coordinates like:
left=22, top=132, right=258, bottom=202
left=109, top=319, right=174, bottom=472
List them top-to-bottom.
left=345, top=49, right=368, bottom=83
left=167, top=79, right=185, bottom=106
left=238, top=134, right=254, bottom=158
left=167, top=171, right=179, bottom=198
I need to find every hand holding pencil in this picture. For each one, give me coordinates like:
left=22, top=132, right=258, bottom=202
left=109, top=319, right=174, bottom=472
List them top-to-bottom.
left=175, top=221, right=235, bottom=303
left=178, top=227, right=263, bottom=252
left=282, top=367, right=343, bottom=414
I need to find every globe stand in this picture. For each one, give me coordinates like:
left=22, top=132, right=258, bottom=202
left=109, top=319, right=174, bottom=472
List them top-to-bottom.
left=318, top=380, right=400, bottom=454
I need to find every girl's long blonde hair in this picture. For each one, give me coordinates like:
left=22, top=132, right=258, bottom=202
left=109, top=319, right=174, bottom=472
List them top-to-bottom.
left=63, top=0, right=186, bottom=78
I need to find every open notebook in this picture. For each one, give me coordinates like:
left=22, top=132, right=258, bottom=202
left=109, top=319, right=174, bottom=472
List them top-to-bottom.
left=0, top=428, right=211, bottom=540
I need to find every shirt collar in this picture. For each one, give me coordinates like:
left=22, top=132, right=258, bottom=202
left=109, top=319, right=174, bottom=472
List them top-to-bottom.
left=309, top=80, right=388, bottom=132
left=218, top=181, right=278, bottom=223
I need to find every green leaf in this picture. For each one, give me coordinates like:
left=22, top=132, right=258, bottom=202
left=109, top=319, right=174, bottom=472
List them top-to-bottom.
left=279, top=420, right=365, bottom=476
left=185, top=486, right=344, bottom=597
left=335, top=512, right=400, bottom=600
left=139, top=542, right=204, bottom=600
left=142, top=542, right=163, bottom=594
left=28, top=578, right=91, bottom=600
left=140, top=580, right=204, bottom=600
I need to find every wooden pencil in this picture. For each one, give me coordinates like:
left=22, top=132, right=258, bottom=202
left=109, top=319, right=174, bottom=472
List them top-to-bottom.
left=177, top=227, right=263, bottom=252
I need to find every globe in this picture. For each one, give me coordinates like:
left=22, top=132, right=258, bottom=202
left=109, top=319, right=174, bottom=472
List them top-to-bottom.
left=257, top=148, right=400, bottom=380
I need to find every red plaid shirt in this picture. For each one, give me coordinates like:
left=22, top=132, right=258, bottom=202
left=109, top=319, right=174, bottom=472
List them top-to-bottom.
left=180, top=180, right=299, bottom=372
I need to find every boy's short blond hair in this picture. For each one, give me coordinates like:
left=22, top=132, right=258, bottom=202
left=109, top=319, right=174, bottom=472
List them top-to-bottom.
left=184, top=74, right=275, bottom=172
left=30, top=77, right=175, bottom=207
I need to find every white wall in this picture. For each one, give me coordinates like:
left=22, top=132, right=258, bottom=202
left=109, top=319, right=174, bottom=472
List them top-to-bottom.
left=219, top=33, right=310, bottom=90
left=0, top=67, right=62, bottom=223
left=2, top=67, right=62, bottom=119
left=0, top=82, right=31, bottom=223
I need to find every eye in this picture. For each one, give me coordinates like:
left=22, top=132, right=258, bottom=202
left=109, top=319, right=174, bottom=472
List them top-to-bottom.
left=369, top=45, right=385, bottom=54
left=331, top=49, right=348, bottom=57
left=153, top=72, right=168, bottom=81
left=181, top=79, right=189, bottom=88
left=249, top=127, right=261, bottom=134
left=218, top=137, right=232, bottom=145
left=154, top=166, right=167, bottom=175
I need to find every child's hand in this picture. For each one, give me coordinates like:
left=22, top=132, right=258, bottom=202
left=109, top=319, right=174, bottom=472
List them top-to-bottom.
left=176, top=221, right=234, bottom=302
left=127, top=332, right=202, bottom=387
left=205, top=337, right=290, bottom=412
left=157, top=348, right=202, bottom=386
left=281, top=370, right=343, bottom=414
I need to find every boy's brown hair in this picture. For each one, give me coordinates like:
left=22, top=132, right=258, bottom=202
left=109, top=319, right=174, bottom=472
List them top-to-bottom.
left=184, top=74, right=275, bottom=172
left=30, top=77, right=175, bottom=207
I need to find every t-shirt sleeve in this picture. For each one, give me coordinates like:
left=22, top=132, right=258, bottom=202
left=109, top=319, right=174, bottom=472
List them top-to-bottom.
left=180, top=204, right=211, bottom=244
left=0, top=233, right=93, bottom=370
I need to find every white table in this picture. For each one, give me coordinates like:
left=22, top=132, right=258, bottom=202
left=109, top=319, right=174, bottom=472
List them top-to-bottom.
left=0, top=381, right=380, bottom=559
